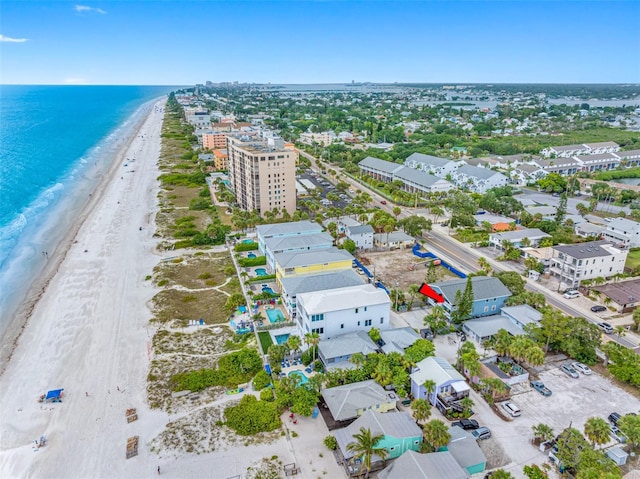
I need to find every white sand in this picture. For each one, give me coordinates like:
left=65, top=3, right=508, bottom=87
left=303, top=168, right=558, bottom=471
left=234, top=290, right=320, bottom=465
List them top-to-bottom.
left=0, top=99, right=347, bottom=479
left=0, top=100, right=168, bottom=478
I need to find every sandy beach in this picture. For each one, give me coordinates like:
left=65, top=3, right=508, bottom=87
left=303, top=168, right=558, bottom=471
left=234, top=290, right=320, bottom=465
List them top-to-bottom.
left=0, top=99, right=168, bottom=478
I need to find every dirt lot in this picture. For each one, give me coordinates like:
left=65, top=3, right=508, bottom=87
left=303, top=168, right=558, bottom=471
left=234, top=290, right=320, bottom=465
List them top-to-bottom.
left=356, top=247, right=458, bottom=291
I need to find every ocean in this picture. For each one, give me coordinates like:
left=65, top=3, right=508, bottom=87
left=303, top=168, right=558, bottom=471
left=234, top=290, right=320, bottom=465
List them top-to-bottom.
left=0, top=85, right=173, bottom=333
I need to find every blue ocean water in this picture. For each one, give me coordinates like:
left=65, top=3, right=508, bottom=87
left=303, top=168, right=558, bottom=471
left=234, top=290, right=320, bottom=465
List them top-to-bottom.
left=0, top=85, right=172, bottom=269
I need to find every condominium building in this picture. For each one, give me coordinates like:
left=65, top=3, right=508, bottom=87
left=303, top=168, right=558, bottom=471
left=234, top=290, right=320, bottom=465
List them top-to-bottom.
left=227, top=136, right=297, bottom=216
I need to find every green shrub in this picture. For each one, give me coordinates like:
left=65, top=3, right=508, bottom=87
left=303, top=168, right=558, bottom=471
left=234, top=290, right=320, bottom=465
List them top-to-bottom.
left=189, top=197, right=211, bottom=210
left=234, top=242, right=259, bottom=252
left=238, top=256, right=267, bottom=267
left=198, top=272, right=212, bottom=280
left=157, top=279, right=169, bottom=287
left=253, top=370, right=272, bottom=390
left=260, top=388, right=275, bottom=402
left=224, top=395, right=281, bottom=435
left=323, top=435, right=338, bottom=450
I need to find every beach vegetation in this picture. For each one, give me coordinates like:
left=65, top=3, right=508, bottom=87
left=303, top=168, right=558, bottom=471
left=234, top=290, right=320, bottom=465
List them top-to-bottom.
left=159, top=172, right=207, bottom=188
left=189, top=197, right=212, bottom=210
left=234, top=241, right=259, bottom=252
left=238, top=256, right=267, bottom=267
left=157, top=279, right=169, bottom=287
left=225, top=293, right=246, bottom=311
left=170, top=348, right=262, bottom=392
left=252, top=370, right=272, bottom=390
left=260, top=388, right=275, bottom=402
left=224, top=395, right=281, bottom=435
left=323, top=435, right=338, bottom=450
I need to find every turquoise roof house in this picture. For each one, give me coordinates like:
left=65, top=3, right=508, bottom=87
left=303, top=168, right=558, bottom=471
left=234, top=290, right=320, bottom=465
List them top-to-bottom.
left=334, top=410, right=423, bottom=476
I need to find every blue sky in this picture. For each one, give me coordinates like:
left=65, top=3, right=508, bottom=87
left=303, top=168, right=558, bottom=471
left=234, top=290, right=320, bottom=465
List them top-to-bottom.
left=1, top=0, right=639, bottom=85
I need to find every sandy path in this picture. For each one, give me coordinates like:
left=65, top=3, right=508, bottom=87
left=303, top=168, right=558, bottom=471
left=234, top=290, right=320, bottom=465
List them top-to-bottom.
left=0, top=100, right=169, bottom=478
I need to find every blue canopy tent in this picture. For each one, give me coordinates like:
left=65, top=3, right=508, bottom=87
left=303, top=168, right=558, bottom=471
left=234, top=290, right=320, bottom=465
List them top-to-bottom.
left=40, top=389, right=64, bottom=403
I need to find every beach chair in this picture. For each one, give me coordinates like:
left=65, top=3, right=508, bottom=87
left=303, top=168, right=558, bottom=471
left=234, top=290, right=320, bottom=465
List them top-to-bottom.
left=281, top=361, right=285, bottom=368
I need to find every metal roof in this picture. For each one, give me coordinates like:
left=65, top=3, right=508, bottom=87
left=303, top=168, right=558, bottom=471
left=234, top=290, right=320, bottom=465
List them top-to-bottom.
left=405, top=152, right=452, bottom=168
left=358, top=156, right=404, bottom=174
left=256, top=220, right=321, bottom=238
left=264, top=232, right=333, bottom=251
left=553, top=240, right=612, bottom=259
left=275, top=247, right=353, bottom=268
left=279, top=269, right=364, bottom=297
left=430, top=276, right=512, bottom=304
left=297, top=284, right=390, bottom=314
left=463, top=315, right=524, bottom=339
left=380, top=327, right=421, bottom=353
left=318, top=331, right=379, bottom=360
left=410, top=356, right=465, bottom=387
left=321, top=380, right=396, bottom=421
left=377, top=450, right=469, bottom=479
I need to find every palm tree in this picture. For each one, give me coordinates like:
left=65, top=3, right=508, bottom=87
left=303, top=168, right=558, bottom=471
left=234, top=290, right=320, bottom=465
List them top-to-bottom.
left=477, top=257, right=492, bottom=275
left=407, top=284, right=420, bottom=309
left=303, top=332, right=320, bottom=362
left=286, top=335, right=301, bottom=360
left=350, top=352, right=367, bottom=369
left=372, top=360, right=393, bottom=387
left=306, top=373, right=324, bottom=393
left=480, top=377, right=508, bottom=399
left=422, top=379, right=437, bottom=404
left=460, top=397, right=474, bottom=417
left=411, top=399, right=432, bottom=424
left=584, top=416, right=611, bottom=448
left=422, top=420, right=451, bottom=452
left=531, top=423, right=554, bottom=444
left=346, top=427, right=389, bottom=478
left=489, top=471, right=514, bottom=479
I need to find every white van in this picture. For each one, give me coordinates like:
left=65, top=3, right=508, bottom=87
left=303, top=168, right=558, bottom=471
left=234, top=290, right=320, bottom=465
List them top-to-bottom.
left=501, top=401, right=521, bottom=417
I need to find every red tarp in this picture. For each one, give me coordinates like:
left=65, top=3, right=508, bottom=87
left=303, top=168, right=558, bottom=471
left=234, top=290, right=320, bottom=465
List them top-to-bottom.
left=418, top=283, right=445, bottom=303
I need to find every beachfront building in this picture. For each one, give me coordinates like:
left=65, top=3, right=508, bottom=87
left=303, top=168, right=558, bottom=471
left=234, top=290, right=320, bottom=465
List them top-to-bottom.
left=227, top=135, right=297, bottom=217
left=212, top=149, right=228, bottom=170
left=602, top=218, right=640, bottom=248
left=256, top=220, right=323, bottom=256
left=345, top=224, right=374, bottom=250
left=262, top=232, right=333, bottom=271
left=550, top=240, right=628, bottom=288
left=274, top=247, right=354, bottom=285
left=279, top=269, right=364, bottom=321
left=419, top=277, right=512, bottom=320
left=296, top=284, right=391, bottom=339
left=320, top=380, right=397, bottom=426
left=334, top=411, right=423, bottom=472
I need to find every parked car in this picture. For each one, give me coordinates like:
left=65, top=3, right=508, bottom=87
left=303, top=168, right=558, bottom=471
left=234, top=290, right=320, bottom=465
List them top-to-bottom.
left=380, top=200, right=387, bottom=205
left=563, top=288, right=578, bottom=294
left=563, top=291, right=580, bottom=299
left=591, top=305, right=607, bottom=312
left=597, top=322, right=614, bottom=334
left=571, top=362, right=592, bottom=375
left=560, top=364, right=579, bottom=379
left=530, top=380, right=552, bottom=396
left=501, top=401, right=521, bottom=417
left=608, top=412, right=622, bottom=426
left=451, top=419, right=479, bottom=430
left=610, top=425, right=627, bottom=443
left=471, top=427, right=492, bottom=440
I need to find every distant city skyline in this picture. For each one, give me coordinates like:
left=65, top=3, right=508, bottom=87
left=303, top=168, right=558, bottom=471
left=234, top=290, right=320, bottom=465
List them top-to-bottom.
left=1, top=0, right=639, bottom=85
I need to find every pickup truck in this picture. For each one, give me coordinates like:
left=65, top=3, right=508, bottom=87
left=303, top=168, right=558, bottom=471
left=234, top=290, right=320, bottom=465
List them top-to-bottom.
left=530, top=380, right=552, bottom=396
left=451, top=419, right=479, bottom=430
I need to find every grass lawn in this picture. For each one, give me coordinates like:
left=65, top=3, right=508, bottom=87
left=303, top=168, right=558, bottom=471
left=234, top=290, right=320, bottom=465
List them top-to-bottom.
left=625, top=249, right=640, bottom=271
left=258, top=331, right=274, bottom=355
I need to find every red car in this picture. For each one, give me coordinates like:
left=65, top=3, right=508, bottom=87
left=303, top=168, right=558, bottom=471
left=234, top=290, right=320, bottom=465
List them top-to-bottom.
left=380, top=200, right=387, bottom=205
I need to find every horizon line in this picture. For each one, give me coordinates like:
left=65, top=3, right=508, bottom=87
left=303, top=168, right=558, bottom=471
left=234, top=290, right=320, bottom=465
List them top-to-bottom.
left=2, top=82, right=640, bottom=87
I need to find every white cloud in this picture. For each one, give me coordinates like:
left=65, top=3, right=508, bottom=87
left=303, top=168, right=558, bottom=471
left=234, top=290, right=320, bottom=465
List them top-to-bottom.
left=74, top=5, right=107, bottom=14
left=0, top=34, right=28, bottom=43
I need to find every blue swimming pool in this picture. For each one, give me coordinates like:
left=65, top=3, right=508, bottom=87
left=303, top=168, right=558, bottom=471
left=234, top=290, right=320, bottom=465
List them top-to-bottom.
left=242, top=239, right=254, bottom=244
left=247, top=252, right=256, bottom=259
left=255, top=268, right=267, bottom=276
left=262, top=286, right=275, bottom=295
left=238, top=305, right=247, bottom=314
left=266, top=308, right=285, bottom=323
left=275, top=333, right=290, bottom=344
left=288, top=370, right=309, bottom=385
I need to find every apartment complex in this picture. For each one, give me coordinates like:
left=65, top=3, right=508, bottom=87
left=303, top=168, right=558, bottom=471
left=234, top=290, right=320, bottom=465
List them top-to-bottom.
left=227, top=136, right=297, bottom=216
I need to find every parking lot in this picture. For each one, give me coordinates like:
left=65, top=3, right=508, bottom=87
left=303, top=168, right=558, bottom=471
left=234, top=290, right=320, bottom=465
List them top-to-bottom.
left=296, top=169, right=352, bottom=209
left=415, top=331, right=640, bottom=478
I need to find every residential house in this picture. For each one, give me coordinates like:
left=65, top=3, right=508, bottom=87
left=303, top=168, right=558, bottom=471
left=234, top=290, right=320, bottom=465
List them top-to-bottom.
left=584, top=141, right=621, bottom=154
left=542, top=142, right=619, bottom=158
left=616, top=149, right=640, bottom=166
left=404, top=153, right=459, bottom=177
left=358, top=156, right=403, bottom=183
left=531, top=157, right=581, bottom=175
left=512, top=163, right=547, bottom=185
left=449, top=164, right=509, bottom=193
left=525, top=205, right=558, bottom=220
left=474, top=213, right=516, bottom=232
left=325, top=216, right=361, bottom=235
left=602, top=218, right=640, bottom=248
left=257, top=220, right=323, bottom=255
left=575, top=221, right=606, bottom=239
left=346, top=224, right=374, bottom=250
left=489, top=228, right=551, bottom=250
left=373, top=231, right=415, bottom=250
left=263, top=232, right=333, bottom=271
left=550, top=240, right=628, bottom=288
left=274, top=247, right=354, bottom=284
left=279, top=269, right=364, bottom=321
left=420, top=276, right=512, bottom=320
left=592, top=278, right=640, bottom=313
left=296, top=283, right=391, bottom=339
left=501, top=304, right=542, bottom=330
left=462, top=315, right=524, bottom=343
left=379, top=327, right=421, bottom=355
left=318, top=331, right=379, bottom=369
left=410, top=357, right=470, bottom=414
left=320, top=380, right=397, bottom=427
left=334, top=410, right=423, bottom=475
left=444, top=426, right=487, bottom=475
left=377, top=450, right=469, bottom=479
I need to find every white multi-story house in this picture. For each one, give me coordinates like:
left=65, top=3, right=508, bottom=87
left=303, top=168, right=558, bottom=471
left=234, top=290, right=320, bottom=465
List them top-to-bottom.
left=616, top=149, right=640, bottom=167
left=404, top=152, right=459, bottom=177
left=512, top=163, right=547, bottom=185
left=449, top=164, right=508, bottom=193
left=602, top=218, right=640, bottom=248
left=257, top=221, right=323, bottom=258
left=345, top=225, right=374, bottom=250
left=489, top=228, right=551, bottom=250
left=262, top=232, right=334, bottom=271
left=550, top=240, right=628, bottom=288
left=296, top=284, right=391, bottom=339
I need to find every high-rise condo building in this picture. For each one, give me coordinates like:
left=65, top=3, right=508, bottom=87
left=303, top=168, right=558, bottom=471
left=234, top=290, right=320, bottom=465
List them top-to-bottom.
left=227, top=135, right=297, bottom=216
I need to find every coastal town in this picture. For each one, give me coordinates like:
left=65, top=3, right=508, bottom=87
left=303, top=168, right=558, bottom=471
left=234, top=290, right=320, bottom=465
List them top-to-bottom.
left=2, top=83, right=640, bottom=479
left=146, top=84, right=640, bottom=478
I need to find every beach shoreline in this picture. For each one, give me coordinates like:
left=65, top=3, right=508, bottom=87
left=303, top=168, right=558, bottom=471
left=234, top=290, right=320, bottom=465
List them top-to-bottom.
left=0, top=98, right=162, bottom=374
left=0, top=98, right=168, bottom=478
